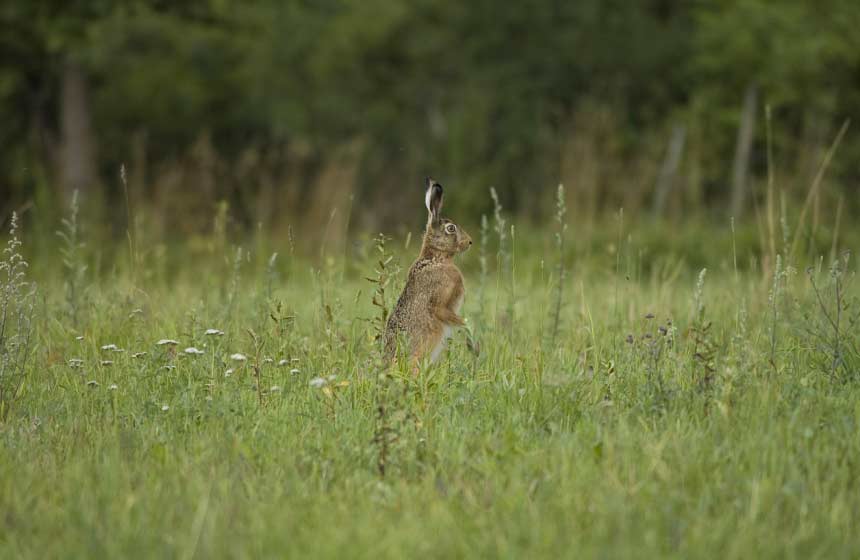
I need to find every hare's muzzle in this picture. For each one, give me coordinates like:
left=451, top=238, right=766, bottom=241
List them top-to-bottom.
left=459, top=232, right=473, bottom=252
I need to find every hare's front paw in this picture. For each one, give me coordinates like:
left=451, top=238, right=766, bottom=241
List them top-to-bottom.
left=434, top=306, right=465, bottom=326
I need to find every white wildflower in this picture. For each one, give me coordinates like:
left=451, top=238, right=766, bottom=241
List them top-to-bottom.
left=204, top=329, right=224, bottom=336
left=75, top=336, right=84, bottom=341
left=156, top=339, right=179, bottom=346
left=100, top=344, right=123, bottom=352
left=184, top=347, right=205, bottom=355
left=132, top=352, right=148, bottom=358
left=230, top=353, right=247, bottom=362
left=263, top=357, right=274, bottom=364
left=68, top=358, right=84, bottom=368
left=278, top=359, right=289, bottom=367
left=101, top=360, right=114, bottom=366
left=163, top=365, right=176, bottom=371
left=224, top=368, right=234, bottom=377
left=290, top=368, right=300, bottom=375
left=309, top=377, right=327, bottom=388
left=86, top=380, right=99, bottom=387
left=109, top=384, right=118, bottom=391
left=270, top=385, right=282, bottom=393
left=161, top=404, right=170, bottom=411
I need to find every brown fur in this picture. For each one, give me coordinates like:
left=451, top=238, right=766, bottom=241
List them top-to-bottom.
left=384, top=179, right=472, bottom=367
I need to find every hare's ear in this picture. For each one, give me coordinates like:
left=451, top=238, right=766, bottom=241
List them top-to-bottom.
left=425, top=177, right=443, bottom=225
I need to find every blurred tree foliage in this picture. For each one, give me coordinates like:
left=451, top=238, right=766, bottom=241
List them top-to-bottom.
left=1, top=0, right=858, bottom=230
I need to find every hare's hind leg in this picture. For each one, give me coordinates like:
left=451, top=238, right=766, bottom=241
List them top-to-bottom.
left=411, top=324, right=444, bottom=373
left=429, top=324, right=453, bottom=362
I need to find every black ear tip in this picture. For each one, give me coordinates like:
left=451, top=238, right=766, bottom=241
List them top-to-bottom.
left=425, top=176, right=442, bottom=190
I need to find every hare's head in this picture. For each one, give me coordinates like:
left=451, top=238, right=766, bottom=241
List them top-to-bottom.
left=423, top=177, right=472, bottom=255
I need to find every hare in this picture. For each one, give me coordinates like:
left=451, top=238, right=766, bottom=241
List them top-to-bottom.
left=384, top=177, right=472, bottom=367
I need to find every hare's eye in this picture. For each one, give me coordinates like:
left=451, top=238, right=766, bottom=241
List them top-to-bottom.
left=445, top=224, right=457, bottom=234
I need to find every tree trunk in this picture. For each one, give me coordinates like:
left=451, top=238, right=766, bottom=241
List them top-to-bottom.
left=59, top=59, right=96, bottom=199
left=730, top=84, right=757, bottom=218
left=652, top=123, right=686, bottom=218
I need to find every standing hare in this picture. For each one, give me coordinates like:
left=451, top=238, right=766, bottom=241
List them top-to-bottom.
left=384, top=177, right=472, bottom=368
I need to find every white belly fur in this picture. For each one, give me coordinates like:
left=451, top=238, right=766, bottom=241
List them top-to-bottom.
left=430, top=294, right=464, bottom=362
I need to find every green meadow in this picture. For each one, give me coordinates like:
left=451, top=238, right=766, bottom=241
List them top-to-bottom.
left=5, top=2, right=860, bottom=557
left=1, top=199, right=858, bottom=559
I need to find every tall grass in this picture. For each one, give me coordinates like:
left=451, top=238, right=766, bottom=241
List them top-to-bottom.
left=0, top=194, right=858, bottom=558
left=0, top=213, right=36, bottom=422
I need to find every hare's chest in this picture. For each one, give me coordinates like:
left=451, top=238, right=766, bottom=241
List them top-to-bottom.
left=451, top=270, right=465, bottom=311
left=453, top=289, right=464, bottom=312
